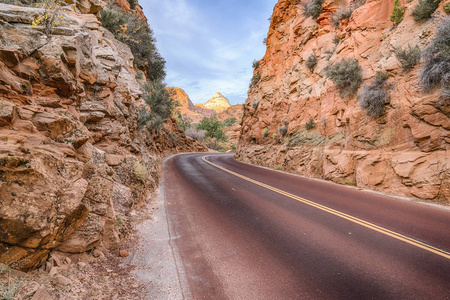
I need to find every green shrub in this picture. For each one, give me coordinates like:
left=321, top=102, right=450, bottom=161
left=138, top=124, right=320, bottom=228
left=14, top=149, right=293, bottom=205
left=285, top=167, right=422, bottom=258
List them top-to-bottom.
left=127, top=0, right=137, bottom=9
left=301, top=0, right=324, bottom=20
left=390, top=0, right=406, bottom=25
left=412, top=0, right=442, bottom=21
left=100, top=4, right=166, bottom=81
left=445, top=4, right=450, bottom=14
left=330, top=7, right=353, bottom=27
left=420, top=17, right=450, bottom=96
left=394, top=44, right=421, bottom=71
left=306, top=54, right=317, bottom=71
left=325, top=58, right=362, bottom=98
left=252, top=59, right=260, bottom=69
left=358, top=71, right=390, bottom=118
left=139, top=81, right=176, bottom=130
left=175, top=111, right=192, bottom=131
left=197, top=115, right=227, bottom=141
left=305, top=118, right=315, bottom=130
left=262, top=127, right=269, bottom=137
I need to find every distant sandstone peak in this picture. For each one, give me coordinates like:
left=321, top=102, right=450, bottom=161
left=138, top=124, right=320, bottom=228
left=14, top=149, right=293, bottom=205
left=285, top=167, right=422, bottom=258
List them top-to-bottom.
left=167, top=87, right=195, bottom=110
left=204, top=92, right=231, bottom=113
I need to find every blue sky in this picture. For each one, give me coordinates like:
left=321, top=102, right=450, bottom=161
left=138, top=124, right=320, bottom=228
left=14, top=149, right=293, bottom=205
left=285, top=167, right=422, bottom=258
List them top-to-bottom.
left=141, top=0, right=277, bottom=105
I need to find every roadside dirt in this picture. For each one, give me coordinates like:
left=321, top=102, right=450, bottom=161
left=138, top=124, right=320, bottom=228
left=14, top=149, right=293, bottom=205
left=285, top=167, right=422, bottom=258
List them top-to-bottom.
left=0, top=192, right=173, bottom=299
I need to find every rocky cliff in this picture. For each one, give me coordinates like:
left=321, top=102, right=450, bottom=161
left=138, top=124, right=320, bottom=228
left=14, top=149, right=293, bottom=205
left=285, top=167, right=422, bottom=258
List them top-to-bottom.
left=238, top=0, right=449, bottom=202
left=0, top=1, right=206, bottom=271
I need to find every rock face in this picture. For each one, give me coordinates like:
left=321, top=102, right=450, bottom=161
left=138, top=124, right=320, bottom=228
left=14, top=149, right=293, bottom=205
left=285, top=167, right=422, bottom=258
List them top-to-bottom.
left=238, top=0, right=449, bottom=202
left=0, top=2, right=206, bottom=270
left=203, top=92, right=231, bottom=113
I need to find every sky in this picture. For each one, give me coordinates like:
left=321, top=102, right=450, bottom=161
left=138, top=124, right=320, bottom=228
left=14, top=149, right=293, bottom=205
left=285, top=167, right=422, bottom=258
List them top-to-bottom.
left=141, top=0, right=277, bottom=105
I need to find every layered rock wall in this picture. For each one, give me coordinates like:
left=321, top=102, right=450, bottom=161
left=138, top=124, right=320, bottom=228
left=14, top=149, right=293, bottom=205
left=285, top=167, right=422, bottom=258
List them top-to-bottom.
left=238, top=0, right=449, bottom=202
left=0, top=2, right=205, bottom=270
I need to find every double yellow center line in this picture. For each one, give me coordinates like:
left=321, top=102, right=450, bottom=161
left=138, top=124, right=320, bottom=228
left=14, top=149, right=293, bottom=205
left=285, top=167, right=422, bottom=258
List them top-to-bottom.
left=202, top=156, right=450, bottom=260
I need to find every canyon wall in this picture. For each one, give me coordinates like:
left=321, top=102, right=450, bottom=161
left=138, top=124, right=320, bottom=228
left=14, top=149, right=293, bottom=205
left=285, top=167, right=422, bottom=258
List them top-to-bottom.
left=237, top=0, right=449, bottom=202
left=0, top=1, right=205, bottom=270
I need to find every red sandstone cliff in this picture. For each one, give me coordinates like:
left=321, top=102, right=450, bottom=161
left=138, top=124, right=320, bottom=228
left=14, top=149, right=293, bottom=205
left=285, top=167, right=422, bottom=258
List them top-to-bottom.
left=238, top=0, right=449, bottom=202
left=0, top=1, right=205, bottom=270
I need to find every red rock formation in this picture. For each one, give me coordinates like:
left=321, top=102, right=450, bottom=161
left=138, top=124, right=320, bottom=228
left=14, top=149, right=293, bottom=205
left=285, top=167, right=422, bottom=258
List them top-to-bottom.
left=238, top=0, right=449, bottom=202
left=0, top=2, right=205, bottom=270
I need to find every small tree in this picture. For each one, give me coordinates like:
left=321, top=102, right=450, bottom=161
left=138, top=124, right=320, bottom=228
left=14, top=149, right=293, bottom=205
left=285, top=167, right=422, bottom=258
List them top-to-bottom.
left=32, top=0, right=66, bottom=37
left=390, top=0, right=406, bottom=26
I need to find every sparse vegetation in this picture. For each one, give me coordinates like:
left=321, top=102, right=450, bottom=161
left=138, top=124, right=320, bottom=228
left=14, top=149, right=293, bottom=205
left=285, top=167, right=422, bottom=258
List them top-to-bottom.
left=300, top=0, right=324, bottom=20
left=390, top=0, right=406, bottom=25
left=412, top=0, right=442, bottom=21
left=100, top=4, right=166, bottom=81
left=330, top=7, right=353, bottom=27
left=420, top=17, right=450, bottom=97
left=394, top=44, right=421, bottom=71
left=306, top=54, right=317, bottom=71
left=325, top=58, right=363, bottom=98
left=252, top=59, right=260, bottom=69
left=358, top=71, right=390, bottom=118
left=250, top=72, right=261, bottom=88
left=175, top=111, right=192, bottom=131
left=222, top=117, right=238, bottom=127
left=305, top=118, right=315, bottom=130
left=263, top=127, right=269, bottom=138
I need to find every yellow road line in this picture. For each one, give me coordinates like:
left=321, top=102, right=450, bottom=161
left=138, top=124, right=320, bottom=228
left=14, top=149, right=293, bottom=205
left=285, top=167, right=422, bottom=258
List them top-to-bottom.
left=201, top=156, right=450, bottom=260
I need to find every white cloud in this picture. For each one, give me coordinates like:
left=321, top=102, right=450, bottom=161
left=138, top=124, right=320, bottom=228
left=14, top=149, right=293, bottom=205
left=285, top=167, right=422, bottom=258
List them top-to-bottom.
left=142, top=0, right=276, bottom=105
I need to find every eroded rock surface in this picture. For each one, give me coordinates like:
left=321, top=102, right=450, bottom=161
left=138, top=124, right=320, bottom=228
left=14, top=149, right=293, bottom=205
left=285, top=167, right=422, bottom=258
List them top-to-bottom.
left=238, top=0, right=449, bottom=202
left=0, top=2, right=206, bottom=270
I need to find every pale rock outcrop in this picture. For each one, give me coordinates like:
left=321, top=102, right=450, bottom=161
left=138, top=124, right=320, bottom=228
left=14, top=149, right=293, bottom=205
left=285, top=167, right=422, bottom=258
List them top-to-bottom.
left=238, top=0, right=449, bottom=202
left=203, top=92, right=231, bottom=113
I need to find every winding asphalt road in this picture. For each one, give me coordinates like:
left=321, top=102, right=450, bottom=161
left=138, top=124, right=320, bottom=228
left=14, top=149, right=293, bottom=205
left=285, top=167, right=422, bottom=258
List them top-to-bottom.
left=164, top=153, right=450, bottom=299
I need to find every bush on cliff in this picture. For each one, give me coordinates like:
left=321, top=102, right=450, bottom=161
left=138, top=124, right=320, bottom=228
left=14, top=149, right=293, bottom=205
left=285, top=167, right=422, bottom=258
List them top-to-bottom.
left=300, top=0, right=324, bottom=20
left=412, top=0, right=442, bottom=21
left=100, top=3, right=166, bottom=81
left=420, top=17, right=450, bottom=98
left=394, top=45, right=421, bottom=71
left=325, top=58, right=362, bottom=98
left=358, top=71, right=390, bottom=118
left=138, top=81, right=176, bottom=130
